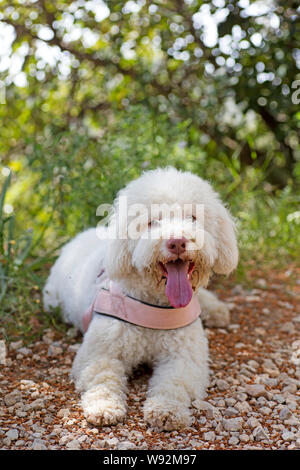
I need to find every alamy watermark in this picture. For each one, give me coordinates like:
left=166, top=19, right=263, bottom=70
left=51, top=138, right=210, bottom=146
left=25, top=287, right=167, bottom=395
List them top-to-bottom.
left=292, top=80, right=300, bottom=105
left=95, top=197, right=205, bottom=250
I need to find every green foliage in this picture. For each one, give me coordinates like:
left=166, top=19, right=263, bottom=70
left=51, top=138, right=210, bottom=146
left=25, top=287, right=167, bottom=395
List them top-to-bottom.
left=1, top=0, right=300, bottom=187
left=0, top=171, right=34, bottom=304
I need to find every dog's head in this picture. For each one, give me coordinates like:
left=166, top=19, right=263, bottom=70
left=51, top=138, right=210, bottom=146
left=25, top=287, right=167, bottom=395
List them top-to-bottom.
left=102, top=167, right=238, bottom=307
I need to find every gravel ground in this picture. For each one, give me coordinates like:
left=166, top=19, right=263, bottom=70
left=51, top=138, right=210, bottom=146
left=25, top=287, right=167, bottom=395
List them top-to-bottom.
left=1, top=267, right=300, bottom=451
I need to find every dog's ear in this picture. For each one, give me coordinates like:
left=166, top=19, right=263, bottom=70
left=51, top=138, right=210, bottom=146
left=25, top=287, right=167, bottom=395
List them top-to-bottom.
left=213, top=205, right=238, bottom=275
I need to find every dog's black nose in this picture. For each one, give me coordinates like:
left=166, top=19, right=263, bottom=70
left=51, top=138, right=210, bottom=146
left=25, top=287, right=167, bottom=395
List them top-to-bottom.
left=167, top=237, right=187, bottom=255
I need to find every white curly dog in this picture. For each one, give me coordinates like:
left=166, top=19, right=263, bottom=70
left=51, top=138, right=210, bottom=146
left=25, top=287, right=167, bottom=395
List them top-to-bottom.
left=43, top=167, right=238, bottom=430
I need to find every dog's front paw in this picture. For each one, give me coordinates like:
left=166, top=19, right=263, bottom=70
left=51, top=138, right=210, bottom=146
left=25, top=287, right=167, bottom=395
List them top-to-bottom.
left=201, top=300, right=230, bottom=328
left=81, top=390, right=126, bottom=426
left=144, top=398, right=193, bottom=431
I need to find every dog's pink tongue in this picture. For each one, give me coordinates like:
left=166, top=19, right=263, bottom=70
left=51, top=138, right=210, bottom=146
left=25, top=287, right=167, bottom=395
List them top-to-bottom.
left=165, top=260, right=193, bottom=308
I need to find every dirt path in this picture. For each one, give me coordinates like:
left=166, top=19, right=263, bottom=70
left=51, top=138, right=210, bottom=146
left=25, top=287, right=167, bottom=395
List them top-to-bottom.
left=1, top=267, right=299, bottom=450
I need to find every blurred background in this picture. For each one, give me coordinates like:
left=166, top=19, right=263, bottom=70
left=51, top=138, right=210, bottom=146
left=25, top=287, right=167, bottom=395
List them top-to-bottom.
left=0, top=0, right=299, bottom=339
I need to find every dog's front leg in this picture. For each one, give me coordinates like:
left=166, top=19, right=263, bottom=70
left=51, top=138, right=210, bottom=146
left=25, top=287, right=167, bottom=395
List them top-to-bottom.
left=71, top=328, right=128, bottom=426
left=143, top=353, right=208, bottom=431
left=79, top=358, right=128, bottom=426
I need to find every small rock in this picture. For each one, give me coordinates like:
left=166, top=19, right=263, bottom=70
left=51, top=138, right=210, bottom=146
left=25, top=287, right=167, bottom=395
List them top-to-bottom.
left=255, top=278, right=267, bottom=288
left=231, top=285, right=244, bottom=295
left=245, top=295, right=260, bottom=302
left=262, top=307, right=270, bottom=315
left=280, top=322, right=295, bottom=334
left=228, top=324, right=240, bottom=332
left=67, top=327, right=79, bottom=338
left=254, top=327, right=266, bottom=336
left=42, top=329, right=55, bottom=344
left=0, top=340, right=7, bottom=365
left=9, top=340, right=23, bottom=350
left=47, top=343, right=63, bottom=357
left=68, top=343, right=81, bottom=353
left=17, top=347, right=32, bottom=356
left=262, top=377, right=278, bottom=387
left=20, top=379, right=36, bottom=389
left=216, top=379, right=229, bottom=391
left=282, top=383, right=297, bottom=394
left=245, top=384, right=266, bottom=398
left=4, top=390, right=22, bottom=406
left=234, top=392, right=247, bottom=402
left=28, top=398, right=45, bottom=411
left=225, top=398, right=236, bottom=407
left=192, top=400, right=221, bottom=419
left=234, top=401, right=252, bottom=413
left=260, top=406, right=272, bottom=415
left=224, top=407, right=239, bottom=417
left=279, top=407, right=292, bottom=421
left=57, top=408, right=70, bottom=418
left=44, top=416, right=54, bottom=424
left=222, top=417, right=243, bottom=432
left=247, top=417, right=260, bottom=429
left=252, top=426, right=269, bottom=441
left=6, top=429, right=19, bottom=440
left=203, top=431, right=215, bottom=442
left=282, top=431, right=296, bottom=442
left=239, top=434, right=250, bottom=443
left=228, top=436, right=239, bottom=445
left=106, top=437, right=119, bottom=447
left=31, top=439, right=47, bottom=450
left=66, top=439, right=81, bottom=450
left=96, top=439, right=110, bottom=449
left=117, top=441, right=137, bottom=450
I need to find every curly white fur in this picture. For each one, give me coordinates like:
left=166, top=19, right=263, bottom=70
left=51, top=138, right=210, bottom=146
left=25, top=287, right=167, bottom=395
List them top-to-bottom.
left=43, top=167, right=238, bottom=430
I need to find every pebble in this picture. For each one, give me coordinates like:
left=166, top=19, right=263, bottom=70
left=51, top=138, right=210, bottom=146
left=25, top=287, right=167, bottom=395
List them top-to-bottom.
left=255, top=279, right=267, bottom=288
left=280, top=322, right=295, bottom=334
left=0, top=340, right=7, bottom=365
left=9, top=340, right=23, bottom=350
left=47, top=343, right=64, bottom=357
left=68, top=344, right=81, bottom=353
left=17, top=347, right=32, bottom=356
left=216, top=379, right=230, bottom=391
left=245, top=384, right=266, bottom=398
left=4, top=390, right=22, bottom=406
left=192, top=400, right=221, bottom=419
left=223, top=407, right=239, bottom=417
left=279, top=407, right=292, bottom=421
left=247, top=417, right=260, bottom=429
left=222, top=418, right=243, bottom=432
left=252, top=426, right=269, bottom=442
left=6, top=429, right=19, bottom=440
left=203, top=431, right=215, bottom=442
left=282, top=431, right=296, bottom=442
left=239, top=434, right=250, bottom=443
left=228, top=436, right=239, bottom=445
left=106, top=437, right=119, bottom=447
left=31, top=439, right=47, bottom=450
left=66, top=439, right=81, bottom=450
left=117, top=441, right=137, bottom=450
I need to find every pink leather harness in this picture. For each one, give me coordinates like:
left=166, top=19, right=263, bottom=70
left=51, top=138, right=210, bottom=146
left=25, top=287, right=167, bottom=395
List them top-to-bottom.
left=82, top=281, right=201, bottom=332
